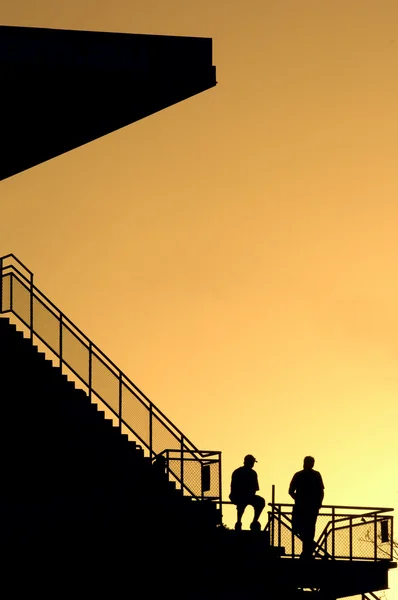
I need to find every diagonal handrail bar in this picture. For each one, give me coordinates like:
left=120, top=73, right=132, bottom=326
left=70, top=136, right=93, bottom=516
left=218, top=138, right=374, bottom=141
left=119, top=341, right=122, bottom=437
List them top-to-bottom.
left=0, top=254, right=222, bottom=504
left=0, top=260, right=199, bottom=449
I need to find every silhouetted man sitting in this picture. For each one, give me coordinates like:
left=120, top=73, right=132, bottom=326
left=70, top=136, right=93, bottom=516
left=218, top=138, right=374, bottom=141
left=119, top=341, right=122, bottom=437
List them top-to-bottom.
left=229, top=454, right=265, bottom=531
left=289, top=456, right=324, bottom=559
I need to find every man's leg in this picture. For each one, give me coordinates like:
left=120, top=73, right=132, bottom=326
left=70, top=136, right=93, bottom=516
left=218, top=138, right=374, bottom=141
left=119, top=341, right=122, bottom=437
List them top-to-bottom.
left=249, top=495, right=266, bottom=530
left=253, top=495, right=265, bottom=522
left=235, top=503, right=246, bottom=530
left=301, top=511, right=318, bottom=558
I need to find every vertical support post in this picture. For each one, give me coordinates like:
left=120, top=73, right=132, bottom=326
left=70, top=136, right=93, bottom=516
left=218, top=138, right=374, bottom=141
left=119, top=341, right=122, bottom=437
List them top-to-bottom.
left=0, top=257, right=3, bottom=314
left=30, top=270, right=34, bottom=340
left=59, top=314, right=63, bottom=369
left=88, top=341, right=93, bottom=402
left=118, top=371, right=123, bottom=433
left=149, top=403, right=153, bottom=457
left=180, top=435, right=184, bottom=494
left=218, top=451, right=222, bottom=514
left=271, top=484, right=275, bottom=547
left=278, top=505, right=281, bottom=548
left=332, top=507, right=335, bottom=559
left=374, top=514, right=377, bottom=560
left=349, top=516, right=353, bottom=560
left=391, top=516, right=394, bottom=561
left=292, top=518, right=295, bottom=558
left=325, top=524, right=327, bottom=558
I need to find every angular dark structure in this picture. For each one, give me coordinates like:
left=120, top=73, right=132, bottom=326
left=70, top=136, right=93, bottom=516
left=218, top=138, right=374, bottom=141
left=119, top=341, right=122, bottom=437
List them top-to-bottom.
left=0, top=24, right=217, bottom=180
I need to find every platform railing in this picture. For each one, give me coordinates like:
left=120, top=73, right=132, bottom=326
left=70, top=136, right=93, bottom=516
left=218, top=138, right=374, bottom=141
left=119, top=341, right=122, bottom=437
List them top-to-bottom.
left=0, top=253, right=222, bottom=505
left=268, top=488, right=394, bottom=561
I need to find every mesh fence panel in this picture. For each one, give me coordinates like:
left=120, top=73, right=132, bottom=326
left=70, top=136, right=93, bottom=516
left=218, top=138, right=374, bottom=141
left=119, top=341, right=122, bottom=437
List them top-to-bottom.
left=1, top=274, right=11, bottom=311
left=11, top=277, right=30, bottom=326
left=32, top=296, right=59, bottom=355
left=61, top=323, right=89, bottom=384
left=91, top=353, right=119, bottom=415
left=121, top=383, right=150, bottom=448
left=151, top=412, right=181, bottom=456
left=165, top=453, right=220, bottom=498
left=173, top=453, right=202, bottom=497
left=167, top=456, right=182, bottom=489
left=208, top=460, right=220, bottom=498
left=316, top=513, right=335, bottom=553
left=329, top=517, right=393, bottom=560
left=278, top=519, right=302, bottom=556
left=352, top=520, right=377, bottom=559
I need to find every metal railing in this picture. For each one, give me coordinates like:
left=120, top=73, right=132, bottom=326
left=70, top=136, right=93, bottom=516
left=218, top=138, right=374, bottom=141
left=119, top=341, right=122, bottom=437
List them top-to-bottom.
left=0, top=253, right=222, bottom=504
left=155, top=449, right=221, bottom=500
left=268, top=486, right=394, bottom=561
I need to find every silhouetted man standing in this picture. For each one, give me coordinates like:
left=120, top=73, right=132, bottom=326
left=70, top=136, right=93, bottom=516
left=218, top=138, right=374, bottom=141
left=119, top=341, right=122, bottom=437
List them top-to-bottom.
left=229, top=454, right=265, bottom=531
left=289, top=456, right=324, bottom=558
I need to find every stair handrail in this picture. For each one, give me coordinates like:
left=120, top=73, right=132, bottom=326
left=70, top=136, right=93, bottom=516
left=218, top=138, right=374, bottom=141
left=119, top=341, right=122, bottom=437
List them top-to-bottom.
left=0, top=253, right=221, bottom=503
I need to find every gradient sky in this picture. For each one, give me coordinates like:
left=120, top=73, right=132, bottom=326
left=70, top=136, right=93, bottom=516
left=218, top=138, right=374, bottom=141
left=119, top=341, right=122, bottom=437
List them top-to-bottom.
left=2, top=1, right=398, bottom=597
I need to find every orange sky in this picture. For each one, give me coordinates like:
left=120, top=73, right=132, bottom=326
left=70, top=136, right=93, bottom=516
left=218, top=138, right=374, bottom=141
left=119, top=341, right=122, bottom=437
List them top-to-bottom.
left=2, top=1, right=398, bottom=596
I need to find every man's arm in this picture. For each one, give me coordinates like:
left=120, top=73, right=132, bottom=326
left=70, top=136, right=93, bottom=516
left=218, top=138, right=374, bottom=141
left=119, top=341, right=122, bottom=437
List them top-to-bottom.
left=230, top=470, right=237, bottom=493
left=254, top=473, right=260, bottom=493
left=318, top=473, right=325, bottom=506
left=288, top=474, right=296, bottom=500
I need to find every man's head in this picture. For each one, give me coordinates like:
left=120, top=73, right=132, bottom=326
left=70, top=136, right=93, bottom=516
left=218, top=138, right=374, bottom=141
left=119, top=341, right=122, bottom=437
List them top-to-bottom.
left=244, top=454, right=257, bottom=468
left=303, top=456, right=315, bottom=471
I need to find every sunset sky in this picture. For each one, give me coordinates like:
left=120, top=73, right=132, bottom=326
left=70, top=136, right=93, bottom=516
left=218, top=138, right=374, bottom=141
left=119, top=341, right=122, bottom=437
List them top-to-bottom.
left=2, top=0, right=398, bottom=596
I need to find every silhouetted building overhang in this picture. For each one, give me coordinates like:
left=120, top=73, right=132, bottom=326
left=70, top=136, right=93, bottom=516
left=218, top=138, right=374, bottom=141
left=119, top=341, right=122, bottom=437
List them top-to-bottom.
left=0, top=25, right=217, bottom=180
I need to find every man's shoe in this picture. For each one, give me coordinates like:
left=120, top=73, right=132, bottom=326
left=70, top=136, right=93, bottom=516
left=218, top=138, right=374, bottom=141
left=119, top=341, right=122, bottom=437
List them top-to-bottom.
left=234, top=522, right=242, bottom=531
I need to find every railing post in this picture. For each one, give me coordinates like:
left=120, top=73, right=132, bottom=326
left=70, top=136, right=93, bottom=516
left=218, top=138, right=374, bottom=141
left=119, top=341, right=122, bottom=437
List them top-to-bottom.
left=0, top=257, right=3, bottom=313
left=29, top=270, right=34, bottom=340
left=59, top=313, right=63, bottom=369
left=88, top=341, right=93, bottom=401
left=118, top=371, right=123, bottom=433
left=149, top=403, right=153, bottom=457
left=180, top=435, right=184, bottom=493
left=218, top=451, right=222, bottom=510
left=271, top=484, right=275, bottom=547
left=278, top=506, right=281, bottom=548
left=332, top=507, right=335, bottom=559
left=374, top=514, right=377, bottom=560
left=292, top=515, right=295, bottom=558
left=349, top=516, right=353, bottom=560
left=391, top=516, right=394, bottom=560
left=325, top=522, right=327, bottom=557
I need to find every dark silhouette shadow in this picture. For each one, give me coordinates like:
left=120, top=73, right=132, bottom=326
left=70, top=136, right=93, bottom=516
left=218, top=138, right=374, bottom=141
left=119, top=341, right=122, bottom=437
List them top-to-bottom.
left=0, top=25, right=217, bottom=181
left=0, top=315, right=395, bottom=598
left=229, top=454, right=266, bottom=531
left=289, top=455, right=324, bottom=559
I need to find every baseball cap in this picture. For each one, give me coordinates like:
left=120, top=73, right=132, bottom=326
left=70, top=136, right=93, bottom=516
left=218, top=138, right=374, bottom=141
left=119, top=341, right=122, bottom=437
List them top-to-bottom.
left=244, top=454, right=257, bottom=463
